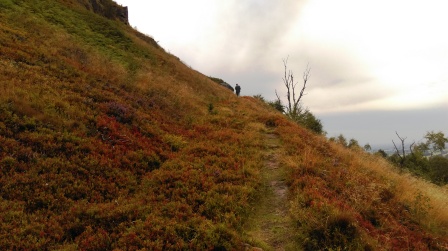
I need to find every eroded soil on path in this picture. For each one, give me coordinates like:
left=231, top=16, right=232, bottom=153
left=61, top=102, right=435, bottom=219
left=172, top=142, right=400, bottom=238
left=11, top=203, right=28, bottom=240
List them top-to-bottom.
left=244, top=132, right=295, bottom=251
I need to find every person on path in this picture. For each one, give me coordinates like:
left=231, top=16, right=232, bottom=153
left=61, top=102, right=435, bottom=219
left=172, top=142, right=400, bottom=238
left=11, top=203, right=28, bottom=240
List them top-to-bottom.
left=235, top=84, right=241, bottom=96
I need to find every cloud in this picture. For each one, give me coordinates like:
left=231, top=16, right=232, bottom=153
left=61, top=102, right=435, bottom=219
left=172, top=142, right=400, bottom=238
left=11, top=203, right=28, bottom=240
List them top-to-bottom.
left=189, top=0, right=308, bottom=72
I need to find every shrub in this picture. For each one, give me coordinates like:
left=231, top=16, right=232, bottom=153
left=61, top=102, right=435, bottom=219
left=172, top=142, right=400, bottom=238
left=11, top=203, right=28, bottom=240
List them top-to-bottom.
left=104, top=101, right=134, bottom=124
left=163, top=134, right=187, bottom=152
left=1, top=156, right=17, bottom=170
left=428, top=156, right=448, bottom=184
left=304, top=213, right=361, bottom=251
left=77, top=226, right=111, bottom=251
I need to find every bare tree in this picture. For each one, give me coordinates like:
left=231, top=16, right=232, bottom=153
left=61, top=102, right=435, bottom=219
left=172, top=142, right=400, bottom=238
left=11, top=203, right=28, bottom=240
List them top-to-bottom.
left=275, top=57, right=310, bottom=119
left=392, top=131, right=415, bottom=167
left=392, top=131, right=406, bottom=167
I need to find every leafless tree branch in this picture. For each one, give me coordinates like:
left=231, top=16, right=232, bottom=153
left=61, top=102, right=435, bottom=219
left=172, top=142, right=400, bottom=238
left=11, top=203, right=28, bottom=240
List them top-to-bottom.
left=281, top=57, right=311, bottom=118
left=275, top=89, right=281, bottom=103
left=393, top=131, right=407, bottom=167
left=409, top=141, right=415, bottom=155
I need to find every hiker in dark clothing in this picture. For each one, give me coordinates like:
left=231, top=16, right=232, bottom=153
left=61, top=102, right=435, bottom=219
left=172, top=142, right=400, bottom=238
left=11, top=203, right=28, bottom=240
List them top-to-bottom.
left=235, top=84, right=241, bottom=96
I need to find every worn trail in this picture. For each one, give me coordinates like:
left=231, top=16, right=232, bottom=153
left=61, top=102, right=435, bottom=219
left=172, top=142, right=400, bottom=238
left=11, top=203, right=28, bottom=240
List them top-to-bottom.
left=244, top=132, right=295, bottom=251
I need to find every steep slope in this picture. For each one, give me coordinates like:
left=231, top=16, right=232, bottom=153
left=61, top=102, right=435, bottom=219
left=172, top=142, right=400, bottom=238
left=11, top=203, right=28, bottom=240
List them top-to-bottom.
left=0, top=0, right=447, bottom=250
left=0, top=1, right=264, bottom=249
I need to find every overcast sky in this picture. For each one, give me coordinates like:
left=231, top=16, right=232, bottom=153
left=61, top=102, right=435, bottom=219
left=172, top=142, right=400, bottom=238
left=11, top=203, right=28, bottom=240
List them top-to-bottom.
left=113, top=0, right=447, bottom=147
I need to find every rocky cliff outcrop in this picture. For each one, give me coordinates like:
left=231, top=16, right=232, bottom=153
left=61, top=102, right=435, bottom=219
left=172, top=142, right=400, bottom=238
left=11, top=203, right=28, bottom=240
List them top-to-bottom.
left=74, top=0, right=129, bottom=24
left=209, top=76, right=234, bottom=92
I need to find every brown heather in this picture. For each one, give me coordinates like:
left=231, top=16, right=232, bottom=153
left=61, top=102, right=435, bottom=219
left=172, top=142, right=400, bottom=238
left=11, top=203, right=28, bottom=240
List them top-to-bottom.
left=0, top=0, right=447, bottom=250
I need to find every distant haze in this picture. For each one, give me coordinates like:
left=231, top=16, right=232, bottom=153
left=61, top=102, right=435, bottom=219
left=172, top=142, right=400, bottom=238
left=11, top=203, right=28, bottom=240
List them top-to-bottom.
left=114, top=0, right=448, bottom=146
left=320, top=107, right=448, bottom=148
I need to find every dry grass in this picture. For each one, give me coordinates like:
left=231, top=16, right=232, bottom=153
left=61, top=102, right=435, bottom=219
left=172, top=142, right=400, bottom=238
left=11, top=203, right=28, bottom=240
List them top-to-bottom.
left=276, top=123, right=448, bottom=250
left=355, top=150, right=448, bottom=234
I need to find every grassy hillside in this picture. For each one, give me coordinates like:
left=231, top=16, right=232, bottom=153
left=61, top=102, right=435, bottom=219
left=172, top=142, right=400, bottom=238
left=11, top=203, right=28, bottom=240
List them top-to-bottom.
left=0, top=0, right=447, bottom=250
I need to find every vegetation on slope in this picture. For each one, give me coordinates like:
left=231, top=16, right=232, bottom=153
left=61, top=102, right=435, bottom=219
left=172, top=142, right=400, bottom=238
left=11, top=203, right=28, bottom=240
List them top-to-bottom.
left=0, top=0, right=447, bottom=250
left=0, top=1, right=267, bottom=249
left=276, top=123, right=448, bottom=250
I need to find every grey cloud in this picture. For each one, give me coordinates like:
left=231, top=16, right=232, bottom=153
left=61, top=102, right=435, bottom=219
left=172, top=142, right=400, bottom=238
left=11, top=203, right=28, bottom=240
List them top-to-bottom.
left=214, top=0, right=308, bottom=65
left=278, top=43, right=392, bottom=111
left=312, top=81, right=386, bottom=109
